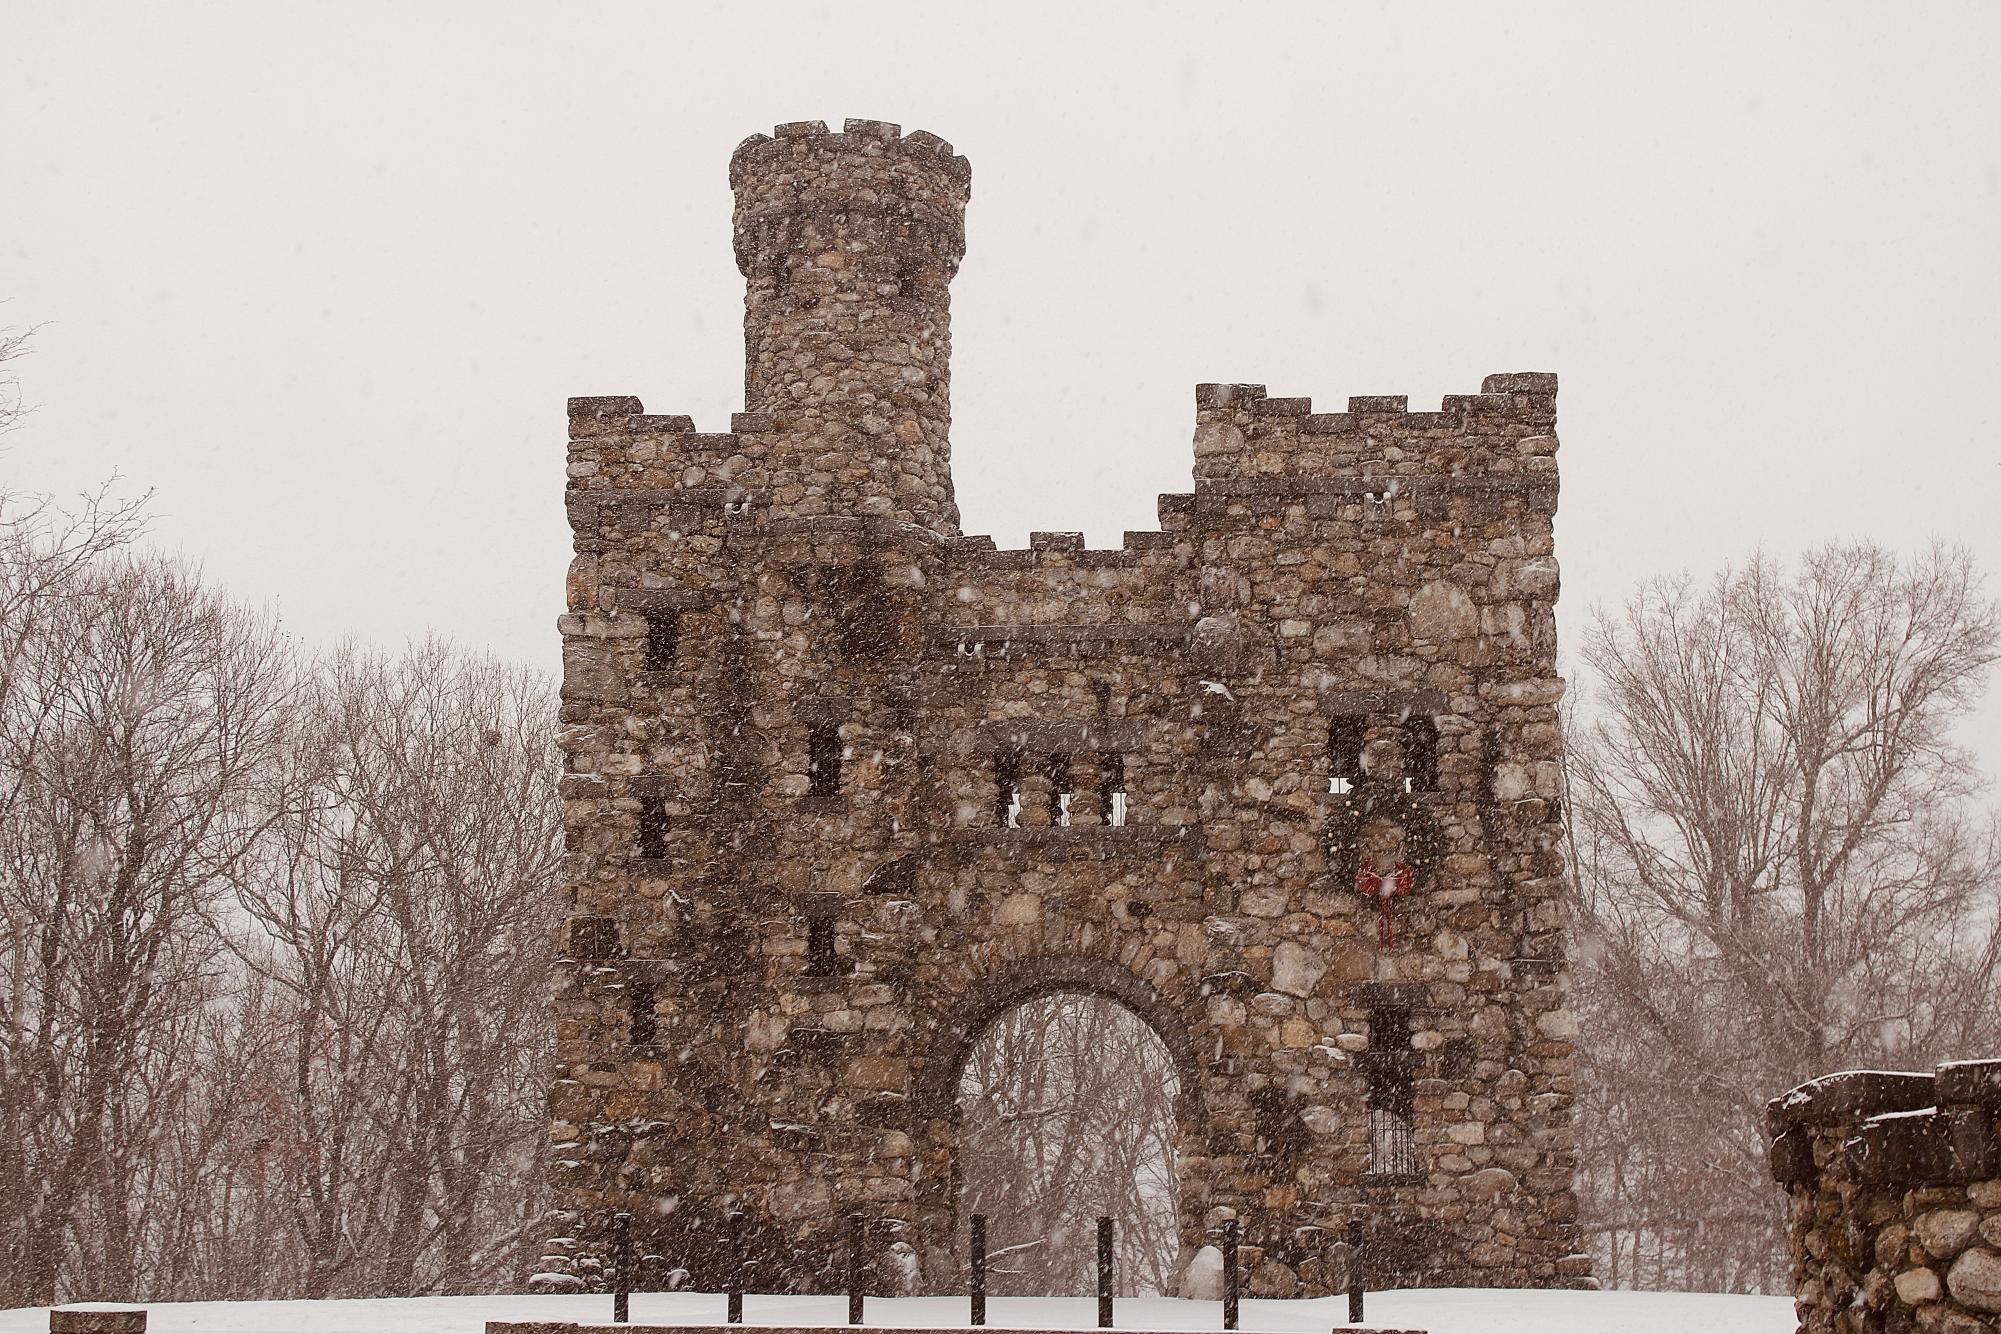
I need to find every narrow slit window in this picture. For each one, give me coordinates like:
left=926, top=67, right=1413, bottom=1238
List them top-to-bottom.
left=644, top=613, right=680, bottom=670
left=1402, top=715, right=1439, bottom=793
left=1330, top=716, right=1365, bottom=794
left=807, top=725, right=842, bottom=798
left=994, top=750, right=1023, bottom=829
left=1045, top=753, right=1072, bottom=827
left=1099, top=753, right=1127, bottom=827
left=636, top=788, right=670, bottom=860
left=805, top=916, right=838, bottom=977
left=629, top=982, right=657, bottom=1046
left=1366, top=1004, right=1417, bottom=1176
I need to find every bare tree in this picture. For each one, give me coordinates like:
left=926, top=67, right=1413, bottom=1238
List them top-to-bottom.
left=0, top=319, right=34, bottom=438
left=1565, top=541, right=2001, bottom=1290
left=0, top=553, right=295, bottom=1305
left=225, top=639, right=561, bottom=1299
left=959, top=994, right=1181, bottom=1295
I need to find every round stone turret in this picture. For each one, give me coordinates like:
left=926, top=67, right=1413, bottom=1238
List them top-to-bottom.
left=730, top=118, right=971, bottom=534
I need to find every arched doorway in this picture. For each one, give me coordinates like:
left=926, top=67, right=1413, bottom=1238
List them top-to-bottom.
left=912, top=955, right=1206, bottom=1296
left=958, top=992, right=1181, bottom=1294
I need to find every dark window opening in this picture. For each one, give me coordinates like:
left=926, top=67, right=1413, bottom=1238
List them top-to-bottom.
left=645, top=613, right=680, bottom=670
left=1330, top=715, right=1365, bottom=794
left=1402, top=715, right=1439, bottom=793
left=807, top=725, right=842, bottom=798
left=994, top=750, right=1023, bottom=828
left=1045, top=752, right=1072, bottom=827
left=1099, top=753, right=1127, bottom=827
left=637, top=788, right=670, bottom=859
left=805, top=915, right=839, bottom=977
left=630, top=982, right=657, bottom=1046
left=1366, top=1003, right=1417, bottom=1176
left=1372, top=1004, right=1413, bottom=1051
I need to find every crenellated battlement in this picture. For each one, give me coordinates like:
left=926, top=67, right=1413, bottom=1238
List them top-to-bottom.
left=729, top=118, right=971, bottom=193
left=1191, top=375, right=1560, bottom=485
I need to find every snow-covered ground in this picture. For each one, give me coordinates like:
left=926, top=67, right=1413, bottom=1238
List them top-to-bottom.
left=2, top=1290, right=1795, bottom=1334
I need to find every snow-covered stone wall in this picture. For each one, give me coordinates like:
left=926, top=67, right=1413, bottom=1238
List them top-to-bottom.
left=541, top=119, right=1588, bottom=1300
left=1768, top=1061, right=2001, bottom=1332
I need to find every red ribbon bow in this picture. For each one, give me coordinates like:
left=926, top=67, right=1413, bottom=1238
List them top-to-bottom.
left=1355, top=858, right=1415, bottom=948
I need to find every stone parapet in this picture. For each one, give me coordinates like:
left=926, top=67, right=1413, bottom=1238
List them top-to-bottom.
left=1768, top=1059, right=2001, bottom=1331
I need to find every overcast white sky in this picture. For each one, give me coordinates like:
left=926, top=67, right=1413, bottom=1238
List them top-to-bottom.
left=5, top=2, right=2000, bottom=770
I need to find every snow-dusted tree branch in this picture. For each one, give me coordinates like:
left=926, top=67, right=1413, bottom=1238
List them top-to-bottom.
left=1565, top=541, right=2001, bottom=1291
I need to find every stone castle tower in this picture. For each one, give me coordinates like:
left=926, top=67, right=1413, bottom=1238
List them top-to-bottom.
left=541, top=118, right=1589, bottom=1295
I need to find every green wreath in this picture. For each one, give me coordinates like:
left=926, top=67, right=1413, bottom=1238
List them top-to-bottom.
left=1324, top=779, right=1445, bottom=887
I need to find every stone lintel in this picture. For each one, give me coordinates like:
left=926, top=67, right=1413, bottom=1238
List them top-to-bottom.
left=608, top=586, right=712, bottom=613
left=937, top=624, right=1190, bottom=656
left=1319, top=687, right=1451, bottom=716
left=969, top=718, right=1147, bottom=751
left=944, top=825, right=1199, bottom=865
left=1766, top=1067, right=1938, bottom=1135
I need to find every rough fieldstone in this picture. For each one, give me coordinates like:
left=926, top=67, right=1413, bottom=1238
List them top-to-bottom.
left=1918, top=1209, right=1982, bottom=1259
left=1947, top=1247, right=2001, bottom=1312
left=1895, top=1266, right=1942, bottom=1304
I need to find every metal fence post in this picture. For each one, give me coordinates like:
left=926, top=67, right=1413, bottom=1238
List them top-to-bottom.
left=613, top=1211, right=632, bottom=1325
left=848, top=1212, right=865, bottom=1326
left=970, top=1214, right=987, bottom=1327
left=1097, top=1216, right=1113, bottom=1328
left=1221, top=1218, right=1238, bottom=1331
left=1346, top=1218, right=1364, bottom=1325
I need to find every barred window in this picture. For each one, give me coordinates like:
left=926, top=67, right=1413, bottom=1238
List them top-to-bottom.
left=1366, top=1004, right=1417, bottom=1177
left=1368, top=1105, right=1417, bottom=1176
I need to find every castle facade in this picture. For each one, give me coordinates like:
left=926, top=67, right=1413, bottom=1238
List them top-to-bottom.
left=540, top=118, right=1588, bottom=1296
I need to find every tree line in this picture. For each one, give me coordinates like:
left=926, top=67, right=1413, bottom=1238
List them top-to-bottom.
left=0, top=484, right=561, bottom=1306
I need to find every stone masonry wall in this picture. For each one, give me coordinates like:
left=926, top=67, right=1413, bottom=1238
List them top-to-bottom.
left=539, top=119, right=1589, bottom=1299
left=1768, top=1061, right=2001, bottom=1332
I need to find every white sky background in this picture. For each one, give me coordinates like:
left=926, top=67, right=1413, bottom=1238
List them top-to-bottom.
left=4, top=1, right=2000, bottom=772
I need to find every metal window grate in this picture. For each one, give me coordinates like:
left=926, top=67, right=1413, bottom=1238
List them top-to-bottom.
left=1369, top=1106, right=1417, bottom=1176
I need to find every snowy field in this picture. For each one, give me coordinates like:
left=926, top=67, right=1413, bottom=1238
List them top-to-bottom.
left=3, top=1290, right=1795, bottom=1334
